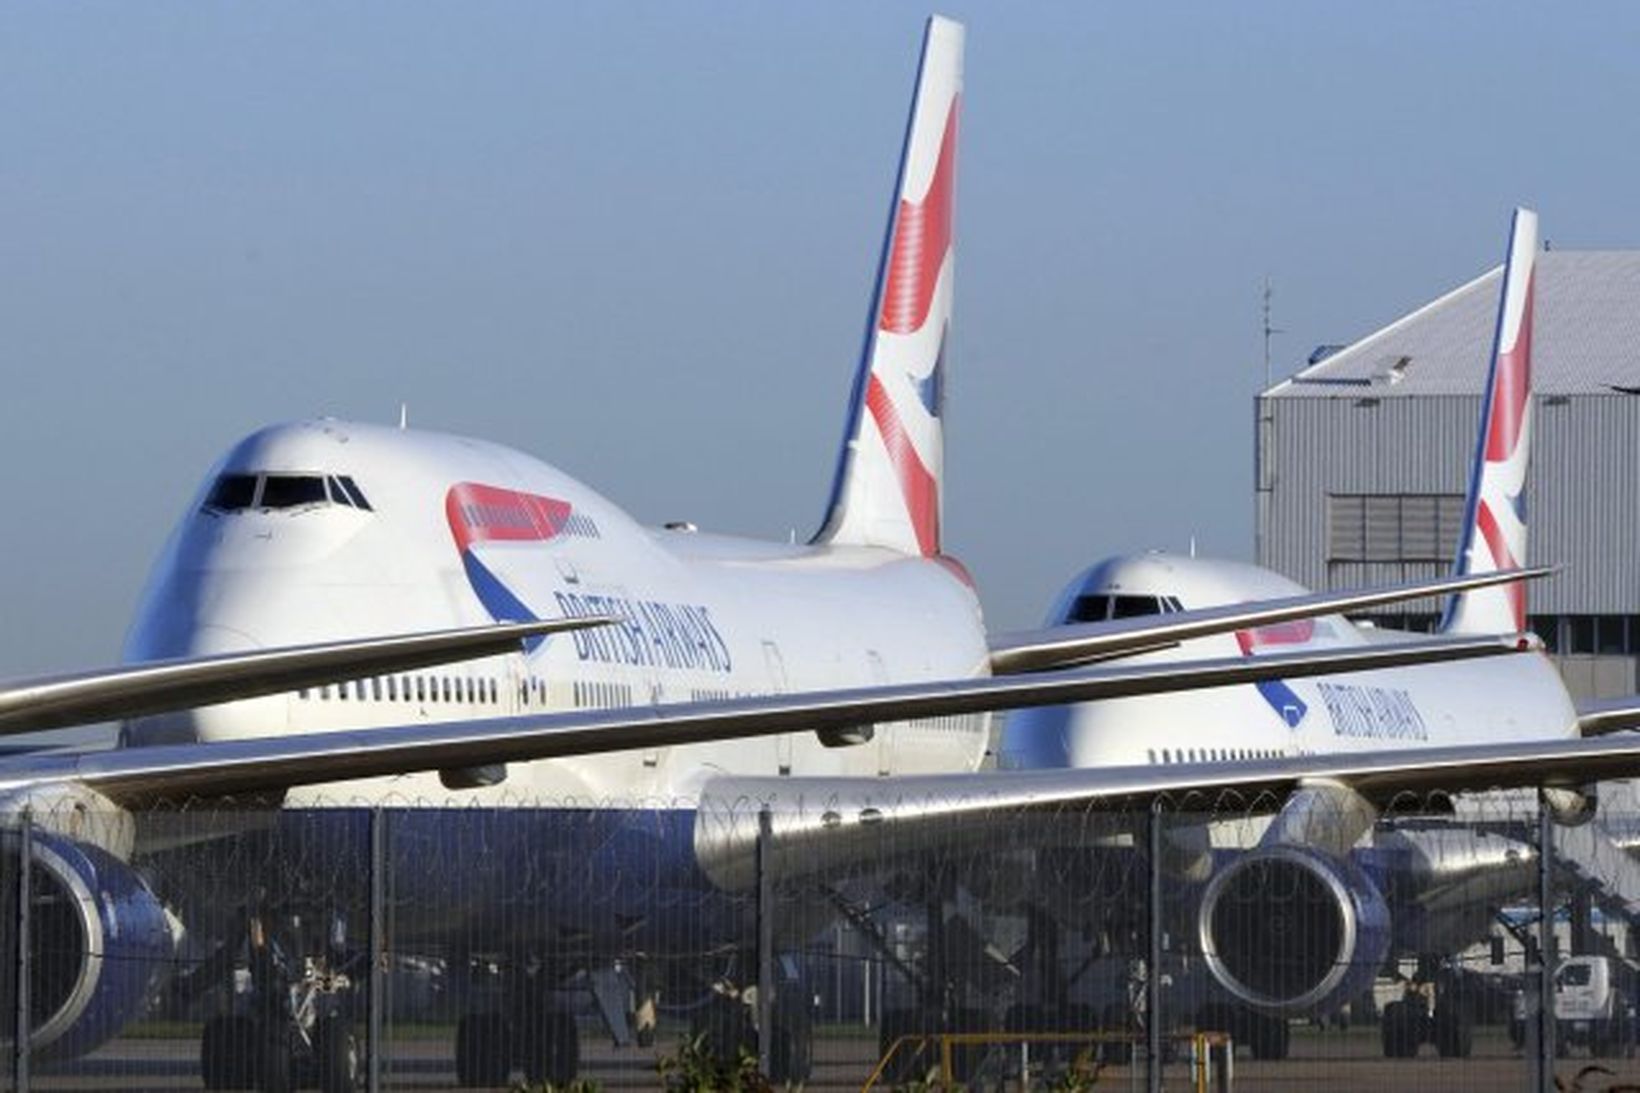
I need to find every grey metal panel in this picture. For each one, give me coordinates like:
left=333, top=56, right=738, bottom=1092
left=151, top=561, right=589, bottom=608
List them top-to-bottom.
left=1266, top=251, right=1640, bottom=399
left=1257, top=392, right=1640, bottom=615
left=1257, top=394, right=1477, bottom=593
left=1530, top=394, right=1640, bottom=613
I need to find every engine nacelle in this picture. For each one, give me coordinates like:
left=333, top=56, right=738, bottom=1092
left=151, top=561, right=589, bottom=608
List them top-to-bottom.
left=1544, top=786, right=1598, bottom=827
left=0, top=831, right=178, bottom=1061
left=1198, top=844, right=1390, bottom=1017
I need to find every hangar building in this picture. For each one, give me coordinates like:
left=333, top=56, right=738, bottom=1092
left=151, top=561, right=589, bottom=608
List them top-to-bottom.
left=1256, top=250, right=1640, bottom=700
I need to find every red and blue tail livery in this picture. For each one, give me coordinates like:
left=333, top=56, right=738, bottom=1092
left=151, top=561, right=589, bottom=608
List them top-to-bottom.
left=816, top=15, right=961, bottom=558
left=1443, top=208, right=1537, bottom=635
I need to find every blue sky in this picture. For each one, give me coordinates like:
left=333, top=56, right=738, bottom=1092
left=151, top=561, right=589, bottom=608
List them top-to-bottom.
left=3, top=2, right=1638, bottom=674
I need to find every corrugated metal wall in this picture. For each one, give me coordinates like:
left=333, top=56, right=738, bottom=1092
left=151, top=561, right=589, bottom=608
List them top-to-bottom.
left=1256, top=392, right=1640, bottom=614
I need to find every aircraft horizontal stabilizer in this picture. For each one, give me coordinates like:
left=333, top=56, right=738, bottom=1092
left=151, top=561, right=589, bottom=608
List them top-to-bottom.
left=987, top=565, right=1554, bottom=674
left=0, top=617, right=614, bottom=735
left=8, top=631, right=1530, bottom=806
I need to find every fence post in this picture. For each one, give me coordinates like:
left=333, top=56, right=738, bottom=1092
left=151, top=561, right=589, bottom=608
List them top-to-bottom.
left=1536, top=791, right=1555, bottom=1093
left=1147, top=801, right=1164, bottom=1093
left=756, top=805, right=774, bottom=1077
left=368, top=806, right=386, bottom=1093
left=13, top=810, right=29, bottom=1093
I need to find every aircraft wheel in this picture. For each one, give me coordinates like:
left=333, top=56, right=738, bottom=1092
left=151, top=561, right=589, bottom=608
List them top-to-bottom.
left=768, top=988, right=814, bottom=1085
left=693, top=994, right=756, bottom=1062
left=1381, top=1001, right=1416, bottom=1058
left=1436, top=1004, right=1476, bottom=1056
left=1434, top=1005, right=1473, bottom=1059
left=520, top=1011, right=579, bottom=1088
left=455, top=1012, right=512, bottom=1088
left=1247, top=1012, right=1290, bottom=1060
left=315, top=1014, right=361, bottom=1093
left=201, top=1015, right=257, bottom=1090
left=768, top=1016, right=814, bottom=1085
left=256, top=1025, right=292, bottom=1093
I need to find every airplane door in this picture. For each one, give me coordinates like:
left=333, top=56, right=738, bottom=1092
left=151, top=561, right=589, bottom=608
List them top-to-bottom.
left=763, top=641, right=792, bottom=775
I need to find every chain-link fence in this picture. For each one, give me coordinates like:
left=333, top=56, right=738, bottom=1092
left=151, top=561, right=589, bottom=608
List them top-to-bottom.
left=0, top=788, right=1637, bottom=1091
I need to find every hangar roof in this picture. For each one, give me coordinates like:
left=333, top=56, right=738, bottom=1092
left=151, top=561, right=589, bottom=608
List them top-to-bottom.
left=1267, top=250, right=1640, bottom=398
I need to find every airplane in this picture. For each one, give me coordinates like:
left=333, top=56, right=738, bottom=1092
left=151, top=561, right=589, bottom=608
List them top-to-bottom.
left=0, top=17, right=1612, bottom=1092
left=991, top=206, right=1640, bottom=1061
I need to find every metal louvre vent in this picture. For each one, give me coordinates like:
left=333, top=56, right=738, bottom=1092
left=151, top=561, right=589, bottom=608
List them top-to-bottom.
left=1327, top=493, right=1465, bottom=564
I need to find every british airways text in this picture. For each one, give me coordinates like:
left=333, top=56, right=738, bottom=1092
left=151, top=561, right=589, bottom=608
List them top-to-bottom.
left=553, top=591, right=733, bottom=674
left=1317, top=682, right=1428, bottom=741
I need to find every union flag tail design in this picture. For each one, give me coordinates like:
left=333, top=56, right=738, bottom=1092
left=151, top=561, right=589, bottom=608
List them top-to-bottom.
left=813, top=15, right=961, bottom=557
left=1442, top=207, right=1537, bottom=635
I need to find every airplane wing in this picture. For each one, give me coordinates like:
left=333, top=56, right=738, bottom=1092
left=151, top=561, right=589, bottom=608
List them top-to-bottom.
left=987, top=565, right=1552, bottom=673
left=0, top=617, right=612, bottom=734
left=0, top=633, right=1526, bottom=806
left=1576, top=696, right=1640, bottom=737
left=690, top=732, right=1640, bottom=889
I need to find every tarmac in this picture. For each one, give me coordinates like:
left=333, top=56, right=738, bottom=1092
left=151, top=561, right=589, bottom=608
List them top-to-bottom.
left=22, top=1024, right=1640, bottom=1091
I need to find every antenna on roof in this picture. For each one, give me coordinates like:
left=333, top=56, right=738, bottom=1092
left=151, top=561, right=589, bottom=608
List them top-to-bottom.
left=1262, top=276, right=1284, bottom=391
left=398, top=403, right=409, bottom=430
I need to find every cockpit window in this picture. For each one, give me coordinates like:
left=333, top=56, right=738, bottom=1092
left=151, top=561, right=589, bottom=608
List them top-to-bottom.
left=202, top=472, right=373, bottom=515
left=204, top=474, right=258, bottom=512
left=260, top=475, right=327, bottom=509
left=337, top=475, right=372, bottom=511
left=1065, top=591, right=1182, bottom=624
left=1067, top=595, right=1111, bottom=623
left=1111, top=595, right=1164, bottom=619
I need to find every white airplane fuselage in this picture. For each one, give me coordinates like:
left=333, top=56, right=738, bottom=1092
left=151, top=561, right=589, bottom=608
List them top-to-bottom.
left=124, top=419, right=992, bottom=805
left=1000, top=553, right=1577, bottom=774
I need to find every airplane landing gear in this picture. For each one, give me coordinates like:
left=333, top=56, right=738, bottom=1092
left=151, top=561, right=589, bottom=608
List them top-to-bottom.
left=199, top=908, right=362, bottom=1093
left=452, top=963, right=581, bottom=1088
left=691, top=978, right=814, bottom=1086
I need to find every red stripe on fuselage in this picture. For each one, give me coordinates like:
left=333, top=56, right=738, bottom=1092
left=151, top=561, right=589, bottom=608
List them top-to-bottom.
left=879, top=99, right=959, bottom=336
left=1485, top=270, right=1534, bottom=462
left=865, top=375, right=939, bottom=556
left=446, top=483, right=572, bottom=554
left=1235, top=619, right=1316, bottom=655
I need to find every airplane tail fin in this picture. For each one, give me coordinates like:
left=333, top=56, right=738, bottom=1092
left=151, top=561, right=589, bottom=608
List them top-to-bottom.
left=812, top=15, right=962, bottom=557
left=1442, top=207, right=1538, bottom=634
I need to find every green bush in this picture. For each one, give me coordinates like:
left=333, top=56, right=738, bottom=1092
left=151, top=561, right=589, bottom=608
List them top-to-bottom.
left=657, top=1031, right=780, bottom=1092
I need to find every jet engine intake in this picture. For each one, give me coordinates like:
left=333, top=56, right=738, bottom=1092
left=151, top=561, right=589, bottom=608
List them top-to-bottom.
left=0, top=831, right=177, bottom=1061
left=1198, top=844, right=1390, bottom=1016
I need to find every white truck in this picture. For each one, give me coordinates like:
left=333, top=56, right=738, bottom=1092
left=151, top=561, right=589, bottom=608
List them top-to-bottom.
left=1511, top=955, right=1636, bottom=1057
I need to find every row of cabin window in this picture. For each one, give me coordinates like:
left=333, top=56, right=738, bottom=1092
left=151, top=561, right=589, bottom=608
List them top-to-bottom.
left=300, top=675, right=508, bottom=705
left=300, top=676, right=491, bottom=704
left=574, top=680, right=633, bottom=709
left=912, top=714, right=983, bottom=734
left=1148, top=746, right=1281, bottom=764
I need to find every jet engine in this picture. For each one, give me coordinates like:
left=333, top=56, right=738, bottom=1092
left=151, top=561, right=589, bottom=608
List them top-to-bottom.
left=1543, top=786, right=1597, bottom=827
left=0, top=831, right=177, bottom=1062
left=1198, top=843, right=1390, bottom=1017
